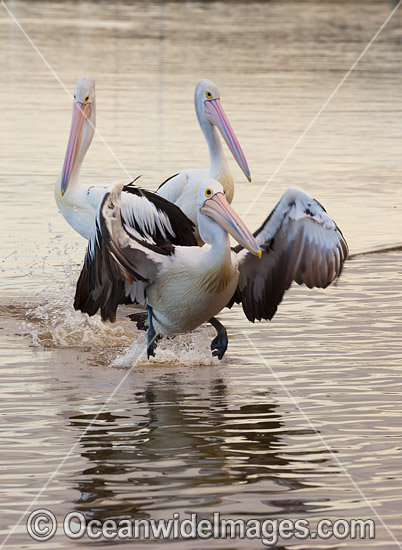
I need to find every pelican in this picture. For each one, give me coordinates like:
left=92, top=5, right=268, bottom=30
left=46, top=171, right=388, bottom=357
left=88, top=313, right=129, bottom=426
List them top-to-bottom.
left=54, top=77, right=196, bottom=247
left=156, top=79, right=251, bottom=242
left=74, top=179, right=262, bottom=359
left=74, top=180, right=348, bottom=360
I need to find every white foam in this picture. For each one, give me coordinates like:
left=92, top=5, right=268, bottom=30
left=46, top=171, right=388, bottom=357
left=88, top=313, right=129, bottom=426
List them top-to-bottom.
left=20, top=261, right=132, bottom=349
left=112, top=327, right=219, bottom=368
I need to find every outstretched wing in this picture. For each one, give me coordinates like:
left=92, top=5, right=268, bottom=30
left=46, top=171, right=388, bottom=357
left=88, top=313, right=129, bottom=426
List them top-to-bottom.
left=86, top=180, right=197, bottom=247
left=75, top=183, right=174, bottom=322
left=229, top=187, right=348, bottom=322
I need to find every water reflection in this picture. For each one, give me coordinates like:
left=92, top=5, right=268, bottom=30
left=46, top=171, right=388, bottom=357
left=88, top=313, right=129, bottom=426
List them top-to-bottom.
left=69, top=372, right=331, bottom=521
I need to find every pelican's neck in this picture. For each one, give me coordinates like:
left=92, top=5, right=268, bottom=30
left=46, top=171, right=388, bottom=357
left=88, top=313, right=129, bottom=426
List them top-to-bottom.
left=197, top=108, right=234, bottom=200
left=204, top=120, right=228, bottom=176
left=198, top=212, right=231, bottom=264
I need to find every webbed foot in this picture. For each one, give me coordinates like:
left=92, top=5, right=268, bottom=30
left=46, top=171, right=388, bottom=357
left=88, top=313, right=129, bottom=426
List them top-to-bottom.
left=128, top=311, right=148, bottom=331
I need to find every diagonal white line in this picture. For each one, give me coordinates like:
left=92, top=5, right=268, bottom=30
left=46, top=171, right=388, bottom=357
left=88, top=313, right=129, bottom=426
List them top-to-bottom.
left=1, top=0, right=132, bottom=180
left=242, top=0, right=402, bottom=219
left=0, top=332, right=156, bottom=549
left=243, top=332, right=402, bottom=550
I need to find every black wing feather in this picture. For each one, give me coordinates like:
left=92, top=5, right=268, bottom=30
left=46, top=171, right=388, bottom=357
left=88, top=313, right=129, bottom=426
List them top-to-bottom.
left=121, top=183, right=196, bottom=247
left=74, top=186, right=177, bottom=322
left=228, top=188, right=348, bottom=322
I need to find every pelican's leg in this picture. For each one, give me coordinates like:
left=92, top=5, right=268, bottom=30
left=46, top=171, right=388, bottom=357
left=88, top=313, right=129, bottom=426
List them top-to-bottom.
left=147, top=305, right=157, bottom=359
left=209, top=317, right=228, bottom=360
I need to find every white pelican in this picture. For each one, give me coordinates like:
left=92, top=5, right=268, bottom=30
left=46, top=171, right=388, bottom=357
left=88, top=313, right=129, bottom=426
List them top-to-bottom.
left=55, top=77, right=197, bottom=247
left=156, top=79, right=251, bottom=242
left=74, top=179, right=261, bottom=358
left=74, top=180, right=348, bottom=359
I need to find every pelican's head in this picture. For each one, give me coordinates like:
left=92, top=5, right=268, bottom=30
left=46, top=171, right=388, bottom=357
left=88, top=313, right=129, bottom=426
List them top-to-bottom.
left=61, top=77, right=96, bottom=196
left=194, top=79, right=251, bottom=182
left=199, top=179, right=261, bottom=258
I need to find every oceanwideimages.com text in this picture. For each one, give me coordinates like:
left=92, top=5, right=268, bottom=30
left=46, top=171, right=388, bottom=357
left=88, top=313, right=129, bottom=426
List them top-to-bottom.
left=27, top=509, right=376, bottom=546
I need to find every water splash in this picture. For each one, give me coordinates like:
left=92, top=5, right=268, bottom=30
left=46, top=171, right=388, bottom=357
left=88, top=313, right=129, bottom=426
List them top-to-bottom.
left=17, top=257, right=216, bottom=366
left=19, top=260, right=132, bottom=349
left=22, top=303, right=132, bottom=349
left=112, top=327, right=220, bottom=368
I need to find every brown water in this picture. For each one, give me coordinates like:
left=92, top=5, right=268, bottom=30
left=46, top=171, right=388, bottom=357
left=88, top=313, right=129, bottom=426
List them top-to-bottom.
left=0, top=1, right=402, bottom=548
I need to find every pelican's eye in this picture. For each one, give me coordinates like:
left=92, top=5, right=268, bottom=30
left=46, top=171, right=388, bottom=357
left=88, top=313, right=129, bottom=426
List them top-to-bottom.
left=205, top=91, right=213, bottom=99
left=74, top=94, right=76, bottom=100
left=84, top=95, right=89, bottom=103
left=205, top=188, right=213, bottom=198
left=222, top=188, right=225, bottom=194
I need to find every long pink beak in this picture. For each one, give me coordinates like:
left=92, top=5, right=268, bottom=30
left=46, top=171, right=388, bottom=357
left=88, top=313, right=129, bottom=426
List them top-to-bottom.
left=204, top=98, right=251, bottom=182
left=61, top=102, right=91, bottom=195
left=201, top=192, right=261, bottom=257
